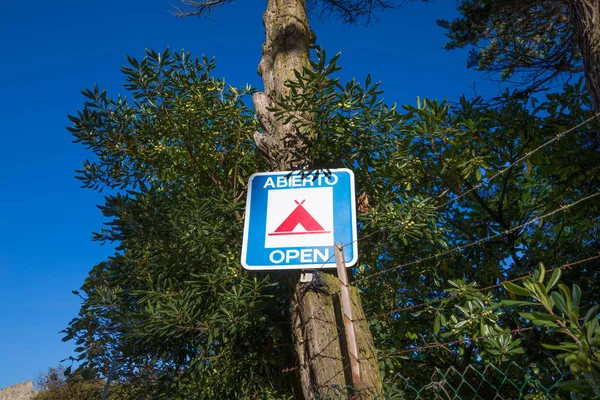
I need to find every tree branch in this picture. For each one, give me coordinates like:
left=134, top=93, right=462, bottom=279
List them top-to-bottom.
left=172, top=0, right=234, bottom=17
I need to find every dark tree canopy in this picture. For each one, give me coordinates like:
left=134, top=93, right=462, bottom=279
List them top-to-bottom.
left=438, top=0, right=600, bottom=107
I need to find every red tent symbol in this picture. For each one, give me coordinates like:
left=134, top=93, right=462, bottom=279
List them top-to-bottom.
left=268, top=200, right=331, bottom=236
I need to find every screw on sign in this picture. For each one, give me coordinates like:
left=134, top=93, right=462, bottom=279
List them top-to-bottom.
left=241, top=169, right=358, bottom=270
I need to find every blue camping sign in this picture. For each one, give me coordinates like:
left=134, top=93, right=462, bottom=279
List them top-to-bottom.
left=241, top=169, right=358, bottom=270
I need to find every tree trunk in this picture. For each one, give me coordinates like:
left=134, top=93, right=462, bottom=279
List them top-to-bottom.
left=252, top=0, right=382, bottom=398
left=252, top=0, right=312, bottom=171
left=568, top=0, right=600, bottom=112
left=290, top=272, right=383, bottom=399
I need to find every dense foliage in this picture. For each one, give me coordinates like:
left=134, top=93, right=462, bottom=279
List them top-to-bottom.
left=438, top=0, right=583, bottom=95
left=64, top=47, right=599, bottom=398
left=280, top=49, right=600, bottom=397
left=502, top=265, right=600, bottom=396
left=35, top=366, right=104, bottom=400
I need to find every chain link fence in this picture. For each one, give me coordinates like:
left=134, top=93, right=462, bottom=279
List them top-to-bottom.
left=317, top=362, right=570, bottom=399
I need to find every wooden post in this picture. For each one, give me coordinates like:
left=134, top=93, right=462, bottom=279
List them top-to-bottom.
left=335, top=243, right=362, bottom=393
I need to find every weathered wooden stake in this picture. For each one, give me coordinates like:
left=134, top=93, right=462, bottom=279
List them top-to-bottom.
left=335, top=243, right=362, bottom=392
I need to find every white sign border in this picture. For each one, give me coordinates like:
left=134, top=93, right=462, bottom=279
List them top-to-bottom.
left=241, top=168, right=358, bottom=270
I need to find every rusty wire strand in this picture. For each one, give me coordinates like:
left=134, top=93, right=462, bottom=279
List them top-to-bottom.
left=313, top=113, right=600, bottom=275
left=433, top=113, right=600, bottom=210
left=284, top=118, right=600, bottom=379
left=291, top=190, right=599, bottom=369
left=293, top=190, right=599, bottom=335
left=353, top=190, right=600, bottom=285
left=360, top=254, right=600, bottom=321
left=320, top=327, right=535, bottom=388
left=362, top=327, right=535, bottom=361
left=319, top=362, right=352, bottom=389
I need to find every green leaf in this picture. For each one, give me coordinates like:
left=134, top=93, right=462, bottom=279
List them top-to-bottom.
left=535, top=262, right=545, bottom=283
left=546, top=268, right=561, bottom=291
left=522, top=278, right=536, bottom=294
left=447, top=280, right=460, bottom=288
left=504, top=282, right=531, bottom=297
left=533, top=282, right=550, bottom=307
left=558, top=284, right=573, bottom=310
left=572, top=284, right=581, bottom=308
left=551, top=292, right=569, bottom=315
left=501, top=300, right=537, bottom=307
left=584, top=304, right=599, bottom=324
left=569, top=308, right=580, bottom=327
left=531, top=311, right=563, bottom=321
left=519, top=312, right=536, bottom=321
left=433, top=315, right=441, bottom=334
left=587, top=317, right=599, bottom=344
left=531, top=319, right=556, bottom=328
left=455, top=320, right=468, bottom=328
left=480, top=321, right=488, bottom=335
left=542, top=342, right=579, bottom=351
left=559, top=379, right=590, bottom=393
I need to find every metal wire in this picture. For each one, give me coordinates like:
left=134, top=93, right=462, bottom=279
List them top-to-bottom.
left=320, top=112, right=600, bottom=272
left=433, top=113, right=600, bottom=210
left=353, top=190, right=600, bottom=285
left=364, top=253, right=600, bottom=320
left=362, top=327, right=534, bottom=360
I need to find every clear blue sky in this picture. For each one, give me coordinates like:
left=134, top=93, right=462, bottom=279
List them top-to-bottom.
left=0, top=0, right=499, bottom=388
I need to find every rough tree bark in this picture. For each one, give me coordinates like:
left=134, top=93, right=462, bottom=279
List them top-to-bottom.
left=251, top=0, right=382, bottom=398
left=252, top=0, right=311, bottom=171
left=568, top=0, right=600, bottom=112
